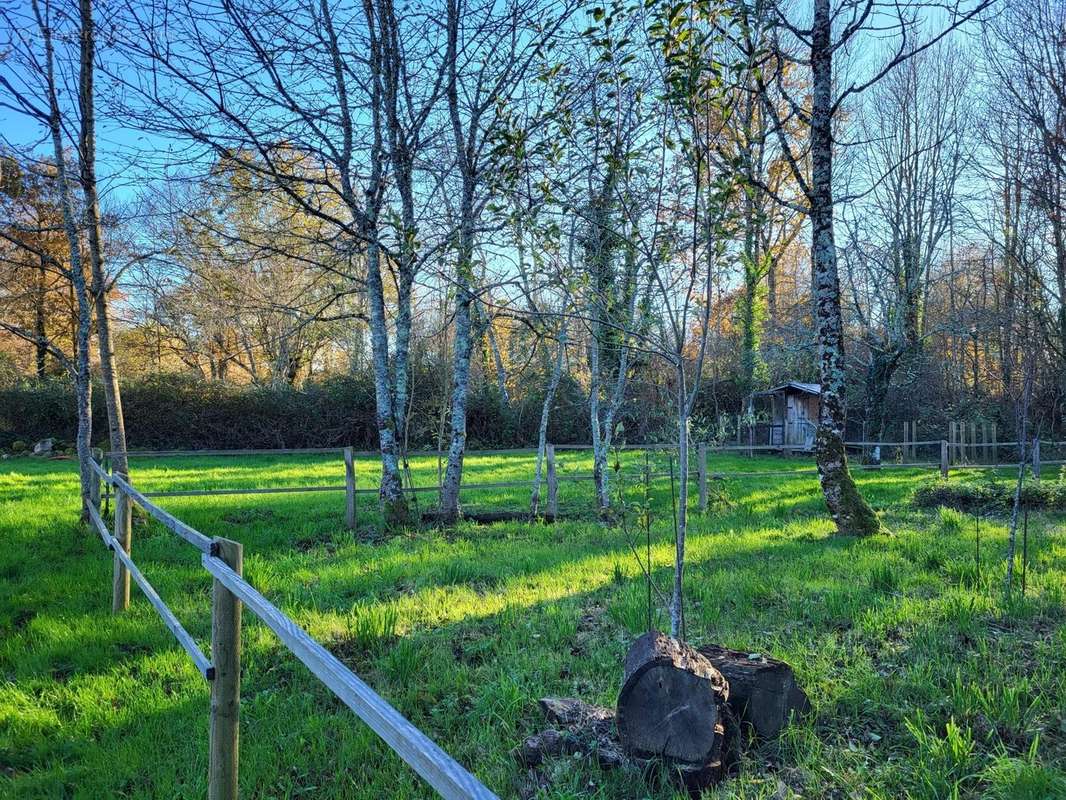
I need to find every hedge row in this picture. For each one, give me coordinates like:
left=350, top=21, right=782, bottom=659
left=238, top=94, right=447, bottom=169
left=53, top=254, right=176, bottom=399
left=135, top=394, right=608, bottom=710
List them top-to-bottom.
left=0, top=374, right=597, bottom=451
left=912, top=477, right=1066, bottom=513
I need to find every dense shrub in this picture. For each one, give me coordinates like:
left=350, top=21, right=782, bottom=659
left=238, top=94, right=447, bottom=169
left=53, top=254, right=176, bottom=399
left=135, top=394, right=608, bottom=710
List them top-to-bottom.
left=0, top=373, right=597, bottom=451
left=912, top=477, right=1066, bottom=513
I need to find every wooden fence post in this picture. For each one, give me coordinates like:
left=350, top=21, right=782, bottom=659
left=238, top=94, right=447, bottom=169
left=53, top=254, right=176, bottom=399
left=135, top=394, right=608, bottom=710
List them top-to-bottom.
left=902, top=422, right=909, bottom=462
left=969, top=422, right=977, bottom=463
left=981, top=422, right=989, bottom=464
left=991, top=423, right=998, bottom=465
left=1032, top=438, right=1041, bottom=480
left=941, top=440, right=949, bottom=479
left=697, top=443, right=708, bottom=512
left=546, top=445, right=558, bottom=518
left=90, top=447, right=102, bottom=510
left=344, top=447, right=356, bottom=530
left=103, top=455, right=112, bottom=515
left=112, top=484, right=132, bottom=613
left=210, top=537, right=243, bottom=800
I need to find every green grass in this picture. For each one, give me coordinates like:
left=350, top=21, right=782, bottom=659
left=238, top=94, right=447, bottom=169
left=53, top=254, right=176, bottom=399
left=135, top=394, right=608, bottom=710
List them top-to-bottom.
left=2, top=451, right=1065, bottom=799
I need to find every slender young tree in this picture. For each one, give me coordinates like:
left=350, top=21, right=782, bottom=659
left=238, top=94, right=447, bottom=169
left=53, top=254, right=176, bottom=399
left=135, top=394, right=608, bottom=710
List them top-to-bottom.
left=0, top=0, right=97, bottom=516
left=78, top=0, right=130, bottom=478
left=437, top=0, right=571, bottom=519
left=644, top=0, right=748, bottom=636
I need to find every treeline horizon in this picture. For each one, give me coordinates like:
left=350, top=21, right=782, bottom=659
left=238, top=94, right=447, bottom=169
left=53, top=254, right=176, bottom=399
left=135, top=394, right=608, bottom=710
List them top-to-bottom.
left=0, top=361, right=1041, bottom=453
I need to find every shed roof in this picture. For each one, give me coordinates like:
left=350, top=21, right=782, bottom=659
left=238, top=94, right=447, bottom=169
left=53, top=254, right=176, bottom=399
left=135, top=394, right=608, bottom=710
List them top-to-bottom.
left=752, top=381, right=821, bottom=397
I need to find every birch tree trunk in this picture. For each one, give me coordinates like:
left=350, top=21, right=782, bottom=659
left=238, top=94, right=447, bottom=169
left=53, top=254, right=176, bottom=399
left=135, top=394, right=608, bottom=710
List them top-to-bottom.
left=36, top=0, right=94, bottom=518
left=79, top=0, right=129, bottom=480
left=361, top=0, right=408, bottom=525
left=377, top=0, right=418, bottom=452
left=809, top=0, right=879, bottom=536
left=439, top=217, right=476, bottom=521
left=365, top=239, right=408, bottom=525
left=530, top=325, right=566, bottom=515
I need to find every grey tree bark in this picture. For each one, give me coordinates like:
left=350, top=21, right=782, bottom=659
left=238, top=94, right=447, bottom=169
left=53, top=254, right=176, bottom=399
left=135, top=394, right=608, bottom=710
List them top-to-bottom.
left=35, top=0, right=95, bottom=518
left=78, top=0, right=129, bottom=480
left=436, top=0, right=559, bottom=519
left=437, top=0, right=476, bottom=520
left=807, top=0, right=880, bottom=536
left=530, top=325, right=566, bottom=516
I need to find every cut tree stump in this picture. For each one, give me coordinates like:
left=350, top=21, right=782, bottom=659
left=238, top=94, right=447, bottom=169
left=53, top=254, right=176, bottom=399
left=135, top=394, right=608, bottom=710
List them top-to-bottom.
left=421, top=510, right=557, bottom=525
left=617, top=631, right=731, bottom=775
left=515, top=636, right=807, bottom=796
left=697, top=644, right=810, bottom=740
left=514, top=697, right=624, bottom=770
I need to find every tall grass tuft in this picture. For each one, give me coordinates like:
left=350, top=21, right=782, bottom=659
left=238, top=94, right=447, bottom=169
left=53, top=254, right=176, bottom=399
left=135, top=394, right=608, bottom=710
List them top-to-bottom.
left=937, top=506, right=966, bottom=534
left=869, top=560, right=899, bottom=594
left=343, top=602, right=399, bottom=653
left=904, top=710, right=977, bottom=798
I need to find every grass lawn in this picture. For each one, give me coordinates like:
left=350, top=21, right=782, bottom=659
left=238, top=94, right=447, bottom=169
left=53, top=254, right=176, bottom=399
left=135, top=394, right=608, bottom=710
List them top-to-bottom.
left=1, top=449, right=1065, bottom=799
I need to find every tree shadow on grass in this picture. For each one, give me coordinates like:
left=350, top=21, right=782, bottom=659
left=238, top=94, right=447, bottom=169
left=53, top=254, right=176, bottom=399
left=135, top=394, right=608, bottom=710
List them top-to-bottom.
left=8, top=457, right=1063, bottom=797
left=8, top=509, right=1064, bottom=799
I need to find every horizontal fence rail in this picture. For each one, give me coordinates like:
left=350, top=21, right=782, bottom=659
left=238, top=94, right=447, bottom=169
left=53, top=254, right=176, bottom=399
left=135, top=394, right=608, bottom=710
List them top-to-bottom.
left=90, top=436, right=1056, bottom=539
left=97, top=440, right=1053, bottom=514
left=83, top=454, right=497, bottom=799
left=90, top=460, right=213, bottom=553
left=138, top=471, right=680, bottom=500
left=85, top=476, right=213, bottom=679
left=202, top=553, right=499, bottom=800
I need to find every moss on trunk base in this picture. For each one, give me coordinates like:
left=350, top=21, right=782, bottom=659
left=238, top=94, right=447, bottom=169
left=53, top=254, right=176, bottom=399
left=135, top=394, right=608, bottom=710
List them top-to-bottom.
left=816, top=430, right=881, bottom=536
left=382, top=496, right=412, bottom=530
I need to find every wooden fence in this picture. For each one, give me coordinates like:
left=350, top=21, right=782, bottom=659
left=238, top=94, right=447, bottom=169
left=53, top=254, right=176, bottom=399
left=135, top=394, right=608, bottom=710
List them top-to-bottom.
left=79, top=434, right=1056, bottom=794
left=99, top=436, right=1059, bottom=530
left=85, top=456, right=499, bottom=800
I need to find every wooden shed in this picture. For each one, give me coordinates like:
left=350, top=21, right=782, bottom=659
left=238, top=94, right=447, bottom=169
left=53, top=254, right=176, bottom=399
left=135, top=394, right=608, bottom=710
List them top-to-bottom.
left=748, top=382, right=821, bottom=451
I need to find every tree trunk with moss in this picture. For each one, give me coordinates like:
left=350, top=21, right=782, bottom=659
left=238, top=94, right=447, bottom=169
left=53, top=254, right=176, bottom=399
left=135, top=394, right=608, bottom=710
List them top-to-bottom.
left=810, top=0, right=879, bottom=536
left=738, top=253, right=769, bottom=398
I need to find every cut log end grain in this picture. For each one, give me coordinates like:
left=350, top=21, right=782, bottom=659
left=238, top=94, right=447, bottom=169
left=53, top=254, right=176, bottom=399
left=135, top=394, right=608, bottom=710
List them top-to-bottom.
left=617, top=631, right=729, bottom=765
left=516, top=636, right=807, bottom=797
left=697, top=644, right=810, bottom=740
